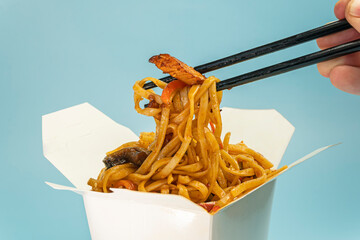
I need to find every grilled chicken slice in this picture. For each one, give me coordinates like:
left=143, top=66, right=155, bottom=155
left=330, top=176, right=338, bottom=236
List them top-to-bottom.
left=149, top=54, right=206, bottom=85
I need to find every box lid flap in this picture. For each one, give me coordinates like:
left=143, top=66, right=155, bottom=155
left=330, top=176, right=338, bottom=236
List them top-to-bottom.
left=42, top=103, right=138, bottom=189
left=221, top=107, right=295, bottom=169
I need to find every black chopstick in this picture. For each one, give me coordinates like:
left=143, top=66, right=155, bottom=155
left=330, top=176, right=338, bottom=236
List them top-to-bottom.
left=143, top=19, right=351, bottom=90
left=216, top=39, right=360, bottom=91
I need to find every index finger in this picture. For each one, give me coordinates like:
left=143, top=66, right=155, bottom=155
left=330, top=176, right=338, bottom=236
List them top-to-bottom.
left=335, top=0, right=351, bottom=19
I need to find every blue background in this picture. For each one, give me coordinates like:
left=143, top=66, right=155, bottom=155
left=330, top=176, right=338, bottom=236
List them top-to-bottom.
left=1, top=0, right=359, bottom=239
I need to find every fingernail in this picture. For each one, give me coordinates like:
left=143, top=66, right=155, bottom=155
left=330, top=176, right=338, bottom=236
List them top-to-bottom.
left=350, top=0, right=360, bottom=17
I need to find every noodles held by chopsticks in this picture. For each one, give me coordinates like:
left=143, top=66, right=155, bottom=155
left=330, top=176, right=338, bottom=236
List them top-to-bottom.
left=88, top=54, right=287, bottom=214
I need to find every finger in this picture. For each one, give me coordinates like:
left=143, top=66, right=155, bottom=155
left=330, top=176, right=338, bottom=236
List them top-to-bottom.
left=335, top=0, right=351, bottom=19
left=346, top=0, right=360, bottom=33
left=316, top=28, right=360, bottom=50
left=317, top=52, right=360, bottom=77
left=329, top=65, right=360, bottom=95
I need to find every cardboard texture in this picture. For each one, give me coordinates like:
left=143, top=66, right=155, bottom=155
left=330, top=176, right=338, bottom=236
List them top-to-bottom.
left=43, top=103, right=333, bottom=240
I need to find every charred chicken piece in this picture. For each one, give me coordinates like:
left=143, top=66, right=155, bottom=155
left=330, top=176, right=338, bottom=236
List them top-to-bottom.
left=149, top=54, right=206, bottom=85
left=147, top=95, right=160, bottom=108
left=103, top=147, right=151, bottom=169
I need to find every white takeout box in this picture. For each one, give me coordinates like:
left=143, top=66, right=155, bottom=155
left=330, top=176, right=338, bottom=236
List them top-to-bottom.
left=43, top=103, right=333, bottom=240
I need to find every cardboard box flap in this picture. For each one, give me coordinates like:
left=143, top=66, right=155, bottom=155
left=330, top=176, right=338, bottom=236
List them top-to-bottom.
left=42, top=103, right=138, bottom=189
left=221, top=107, right=295, bottom=169
left=288, top=143, right=340, bottom=169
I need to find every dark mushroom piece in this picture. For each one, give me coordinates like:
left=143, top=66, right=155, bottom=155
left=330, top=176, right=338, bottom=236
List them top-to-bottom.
left=163, top=133, right=173, bottom=147
left=103, top=147, right=151, bottom=169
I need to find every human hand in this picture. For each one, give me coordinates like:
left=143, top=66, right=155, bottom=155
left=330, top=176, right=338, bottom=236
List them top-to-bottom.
left=317, top=0, right=360, bottom=95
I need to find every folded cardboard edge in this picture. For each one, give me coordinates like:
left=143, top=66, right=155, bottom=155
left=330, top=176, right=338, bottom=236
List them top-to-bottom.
left=42, top=102, right=139, bottom=189
left=288, top=143, right=341, bottom=169
left=46, top=144, right=337, bottom=214
left=45, top=181, right=207, bottom=214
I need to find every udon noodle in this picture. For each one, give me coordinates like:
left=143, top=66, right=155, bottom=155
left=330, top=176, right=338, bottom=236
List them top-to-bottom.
left=88, top=54, right=287, bottom=213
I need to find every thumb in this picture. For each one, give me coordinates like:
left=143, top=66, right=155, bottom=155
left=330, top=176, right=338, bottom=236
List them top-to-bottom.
left=346, top=0, right=360, bottom=32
